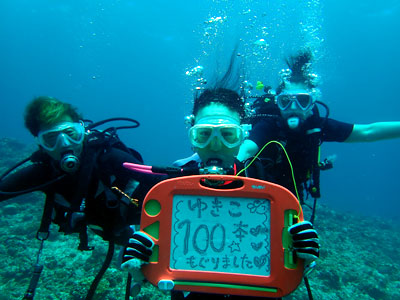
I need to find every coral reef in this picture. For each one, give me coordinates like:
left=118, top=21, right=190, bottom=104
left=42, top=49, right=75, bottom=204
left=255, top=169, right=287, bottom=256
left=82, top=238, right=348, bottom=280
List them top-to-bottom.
left=0, top=138, right=399, bottom=299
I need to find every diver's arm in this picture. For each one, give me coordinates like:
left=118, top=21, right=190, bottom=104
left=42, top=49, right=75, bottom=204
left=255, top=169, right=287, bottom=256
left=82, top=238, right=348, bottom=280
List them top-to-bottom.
left=345, top=122, right=400, bottom=143
left=237, top=139, right=260, bottom=162
left=103, top=147, right=167, bottom=183
left=0, top=164, right=48, bottom=201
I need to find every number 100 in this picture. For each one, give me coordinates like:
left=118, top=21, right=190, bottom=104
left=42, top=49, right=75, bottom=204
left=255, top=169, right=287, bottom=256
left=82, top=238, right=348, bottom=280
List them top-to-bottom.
left=177, top=220, right=226, bottom=255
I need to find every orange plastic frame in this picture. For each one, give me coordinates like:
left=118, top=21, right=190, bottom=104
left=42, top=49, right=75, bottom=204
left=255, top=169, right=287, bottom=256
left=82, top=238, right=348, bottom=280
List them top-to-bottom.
left=140, top=175, right=304, bottom=298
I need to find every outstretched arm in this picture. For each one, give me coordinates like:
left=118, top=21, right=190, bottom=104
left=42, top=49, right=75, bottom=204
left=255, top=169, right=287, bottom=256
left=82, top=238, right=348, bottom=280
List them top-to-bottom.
left=345, top=122, right=400, bottom=143
left=237, top=139, right=260, bottom=162
left=0, top=164, right=49, bottom=201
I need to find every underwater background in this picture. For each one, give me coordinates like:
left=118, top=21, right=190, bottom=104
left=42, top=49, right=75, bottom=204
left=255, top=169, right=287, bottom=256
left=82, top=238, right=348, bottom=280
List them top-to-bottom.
left=0, top=0, right=400, bottom=299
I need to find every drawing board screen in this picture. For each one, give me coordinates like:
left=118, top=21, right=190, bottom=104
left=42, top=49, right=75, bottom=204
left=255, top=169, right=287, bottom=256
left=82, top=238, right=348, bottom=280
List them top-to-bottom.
left=170, top=194, right=271, bottom=276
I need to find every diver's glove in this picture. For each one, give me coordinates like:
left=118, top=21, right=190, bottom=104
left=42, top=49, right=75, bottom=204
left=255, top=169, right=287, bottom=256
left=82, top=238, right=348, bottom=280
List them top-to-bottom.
left=289, top=221, right=320, bottom=275
left=120, top=231, right=154, bottom=296
left=122, top=231, right=154, bottom=263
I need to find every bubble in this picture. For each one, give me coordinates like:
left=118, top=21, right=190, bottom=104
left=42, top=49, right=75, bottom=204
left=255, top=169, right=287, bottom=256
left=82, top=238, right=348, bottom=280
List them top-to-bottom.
left=202, top=15, right=227, bottom=41
left=204, top=16, right=226, bottom=24
left=253, top=38, right=268, bottom=47
left=185, top=66, right=204, bottom=77
left=278, top=68, right=292, bottom=85
left=197, top=78, right=207, bottom=85
left=242, top=80, right=253, bottom=90
left=184, top=114, right=195, bottom=126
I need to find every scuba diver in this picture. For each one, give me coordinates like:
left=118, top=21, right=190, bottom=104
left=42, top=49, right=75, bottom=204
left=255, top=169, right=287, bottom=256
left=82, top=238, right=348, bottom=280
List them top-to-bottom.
left=237, top=49, right=400, bottom=218
left=120, top=50, right=320, bottom=300
left=0, top=96, right=157, bottom=299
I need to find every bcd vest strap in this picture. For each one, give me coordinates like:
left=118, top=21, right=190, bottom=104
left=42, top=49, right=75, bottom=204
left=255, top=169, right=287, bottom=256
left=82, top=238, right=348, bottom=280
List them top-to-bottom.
left=305, top=128, right=323, bottom=199
left=69, top=145, right=102, bottom=250
left=37, top=193, right=54, bottom=240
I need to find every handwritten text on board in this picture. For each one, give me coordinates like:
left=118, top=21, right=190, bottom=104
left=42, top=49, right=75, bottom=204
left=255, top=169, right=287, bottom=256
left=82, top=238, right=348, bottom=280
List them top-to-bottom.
left=170, top=195, right=271, bottom=276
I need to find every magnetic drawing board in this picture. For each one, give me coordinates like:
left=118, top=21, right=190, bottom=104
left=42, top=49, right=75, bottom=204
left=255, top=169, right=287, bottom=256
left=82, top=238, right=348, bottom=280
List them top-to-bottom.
left=140, top=175, right=304, bottom=298
left=170, top=194, right=271, bottom=276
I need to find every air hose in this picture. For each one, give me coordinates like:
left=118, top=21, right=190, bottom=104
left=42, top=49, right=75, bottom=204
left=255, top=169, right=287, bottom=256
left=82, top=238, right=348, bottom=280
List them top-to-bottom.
left=85, top=241, right=115, bottom=300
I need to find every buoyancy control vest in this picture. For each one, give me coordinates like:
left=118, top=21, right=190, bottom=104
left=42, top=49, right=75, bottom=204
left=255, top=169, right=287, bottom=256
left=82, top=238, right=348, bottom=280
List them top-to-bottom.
left=246, top=95, right=332, bottom=203
left=0, top=118, right=143, bottom=300
left=0, top=118, right=143, bottom=247
left=46, top=123, right=144, bottom=247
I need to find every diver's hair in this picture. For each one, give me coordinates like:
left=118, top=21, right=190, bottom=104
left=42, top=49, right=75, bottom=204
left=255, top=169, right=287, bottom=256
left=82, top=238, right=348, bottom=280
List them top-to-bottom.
left=211, top=43, right=242, bottom=91
left=192, top=45, right=245, bottom=122
left=276, top=49, right=316, bottom=94
left=192, top=88, right=245, bottom=122
left=24, top=96, right=82, bottom=136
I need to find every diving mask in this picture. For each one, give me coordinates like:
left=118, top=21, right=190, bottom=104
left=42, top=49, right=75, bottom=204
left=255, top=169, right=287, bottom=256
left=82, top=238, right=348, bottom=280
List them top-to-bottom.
left=276, top=92, right=314, bottom=111
left=189, top=116, right=245, bottom=149
left=37, top=122, right=85, bottom=151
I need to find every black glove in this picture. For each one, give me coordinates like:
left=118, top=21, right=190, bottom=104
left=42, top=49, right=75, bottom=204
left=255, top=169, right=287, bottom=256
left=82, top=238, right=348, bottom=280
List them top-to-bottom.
left=288, top=221, right=320, bottom=264
left=120, top=231, right=154, bottom=297
left=122, top=231, right=154, bottom=263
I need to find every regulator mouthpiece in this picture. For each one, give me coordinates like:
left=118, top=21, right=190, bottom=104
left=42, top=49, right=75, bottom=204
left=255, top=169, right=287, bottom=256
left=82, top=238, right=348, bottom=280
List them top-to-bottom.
left=287, top=117, right=300, bottom=129
left=60, top=152, right=80, bottom=173
left=200, top=158, right=227, bottom=175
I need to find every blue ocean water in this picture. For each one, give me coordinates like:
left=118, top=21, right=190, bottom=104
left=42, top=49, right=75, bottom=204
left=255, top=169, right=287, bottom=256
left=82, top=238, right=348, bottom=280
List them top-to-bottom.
left=0, top=0, right=399, bottom=220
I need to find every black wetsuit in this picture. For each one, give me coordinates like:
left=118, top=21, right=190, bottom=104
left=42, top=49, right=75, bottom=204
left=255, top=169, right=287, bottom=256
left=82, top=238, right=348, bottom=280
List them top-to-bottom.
left=249, top=116, right=354, bottom=198
left=0, top=139, right=158, bottom=246
left=171, top=156, right=280, bottom=300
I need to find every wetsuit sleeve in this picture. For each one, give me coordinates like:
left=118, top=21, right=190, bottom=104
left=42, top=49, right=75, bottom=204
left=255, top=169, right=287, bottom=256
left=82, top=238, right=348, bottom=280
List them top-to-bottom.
left=322, top=118, right=354, bottom=142
left=248, top=119, right=276, bottom=149
left=99, top=147, right=167, bottom=188
left=99, top=147, right=142, bottom=175
left=99, top=148, right=167, bottom=228
left=0, top=164, right=50, bottom=201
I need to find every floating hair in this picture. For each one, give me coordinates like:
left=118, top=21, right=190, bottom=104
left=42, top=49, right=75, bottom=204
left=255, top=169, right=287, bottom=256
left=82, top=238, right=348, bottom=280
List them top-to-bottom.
left=285, top=49, right=313, bottom=86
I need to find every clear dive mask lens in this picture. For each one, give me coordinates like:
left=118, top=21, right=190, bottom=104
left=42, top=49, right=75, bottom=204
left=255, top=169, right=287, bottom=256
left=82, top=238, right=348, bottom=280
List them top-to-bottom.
left=277, top=93, right=313, bottom=111
left=37, top=122, right=85, bottom=151
left=189, top=124, right=244, bottom=149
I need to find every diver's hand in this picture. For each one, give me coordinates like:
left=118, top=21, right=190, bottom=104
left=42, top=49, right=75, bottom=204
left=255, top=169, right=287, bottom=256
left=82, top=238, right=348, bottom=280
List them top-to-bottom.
left=289, top=221, right=320, bottom=271
left=120, top=231, right=154, bottom=296
left=122, top=231, right=154, bottom=263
